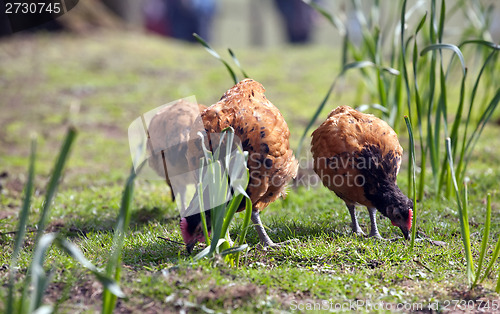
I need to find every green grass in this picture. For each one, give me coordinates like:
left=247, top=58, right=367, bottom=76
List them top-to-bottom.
left=1, top=31, right=500, bottom=312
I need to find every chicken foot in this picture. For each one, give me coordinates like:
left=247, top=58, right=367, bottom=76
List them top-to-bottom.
left=347, top=204, right=383, bottom=239
left=251, top=209, right=296, bottom=249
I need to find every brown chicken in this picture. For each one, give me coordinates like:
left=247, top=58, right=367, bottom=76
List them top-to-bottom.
left=180, top=79, right=298, bottom=252
left=147, top=100, right=206, bottom=209
left=311, top=106, right=412, bottom=239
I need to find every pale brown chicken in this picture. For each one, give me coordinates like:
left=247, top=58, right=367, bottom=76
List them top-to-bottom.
left=180, top=79, right=298, bottom=252
left=147, top=100, right=206, bottom=209
left=311, top=106, right=412, bottom=239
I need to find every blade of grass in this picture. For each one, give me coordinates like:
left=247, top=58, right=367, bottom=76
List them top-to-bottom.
left=303, top=0, right=347, bottom=68
left=305, top=0, right=345, bottom=35
left=400, top=0, right=410, bottom=117
left=430, top=0, right=436, bottom=43
left=438, top=0, right=445, bottom=43
left=412, top=12, right=428, bottom=201
left=193, top=33, right=238, bottom=84
left=460, top=40, right=500, bottom=50
left=420, top=44, right=466, bottom=74
left=421, top=44, right=465, bottom=194
left=228, top=48, right=249, bottom=78
left=456, top=50, right=498, bottom=181
left=426, top=52, right=438, bottom=192
left=296, top=61, right=398, bottom=157
left=435, top=64, right=448, bottom=197
left=449, top=69, right=468, bottom=156
left=295, top=75, right=339, bottom=158
left=462, top=88, right=500, bottom=174
left=405, top=117, right=417, bottom=251
left=19, top=127, right=76, bottom=314
left=34, top=127, right=77, bottom=245
left=7, top=135, right=36, bottom=314
left=446, top=138, right=474, bottom=283
left=102, top=166, right=137, bottom=314
left=199, top=181, right=210, bottom=247
left=219, top=194, right=244, bottom=241
left=472, top=194, right=491, bottom=288
left=235, top=197, right=252, bottom=268
left=209, top=203, right=227, bottom=256
left=29, top=233, right=57, bottom=313
left=479, top=234, right=500, bottom=285
left=57, top=238, right=124, bottom=298
left=194, top=239, right=226, bottom=261
left=220, top=244, right=248, bottom=257
left=497, top=272, right=500, bottom=293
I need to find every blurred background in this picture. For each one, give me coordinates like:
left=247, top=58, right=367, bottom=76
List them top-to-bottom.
left=1, top=0, right=500, bottom=187
left=2, top=0, right=500, bottom=45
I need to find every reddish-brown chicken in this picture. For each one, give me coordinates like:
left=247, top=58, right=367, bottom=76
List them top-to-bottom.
left=180, top=79, right=298, bottom=252
left=147, top=100, right=206, bottom=209
left=311, top=106, right=412, bottom=239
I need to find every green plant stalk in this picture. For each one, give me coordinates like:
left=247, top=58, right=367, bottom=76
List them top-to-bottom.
left=430, top=0, right=436, bottom=43
left=438, top=0, right=446, bottom=43
left=412, top=12, right=427, bottom=201
left=401, top=20, right=413, bottom=197
left=401, top=23, right=411, bottom=193
left=193, top=33, right=238, bottom=84
left=420, top=44, right=466, bottom=196
left=432, top=44, right=467, bottom=198
left=228, top=48, right=249, bottom=78
left=455, top=48, right=497, bottom=182
left=426, top=52, right=438, bottom=193
left=296, top=61, right=398, bottom=158
left=390, top=64, right=403, bottom=130
left=436, top=64, right=448, bottom=198
left=376, top=68, right=388, bottom=116
left=449, top=69, right=468, bottom=159
left=296, top=74, right=339, bottom=158
left=461, top=88, right=500, bottom=181
left=404, top=117, right=417, bottom=251
left=19, top=127, right=77, bottom=314
left=34, top=127, right=77, bottom=246
left=193, top=129, right=250, bottom=263
left=6, top=136, right=36, bottom=314
left=209, top=137, right=232, bottom=257
left=446, top=138, right=474, bottom=283
left=197, top=158, right=211, bottom=247
left=208, top=160, right=230, bottom=257
left=102, top=166, right=137, bottom=314
left=199, top=190, right=210, bottom=247
left=219, top=193, right=245, bottom=266
left=220, top=193, right=244, bottom=240
left=472, top=194, right=491, bottom=288
left=236, top=197, right=252, bottom=268
left=209, top=203, right=228, bottom=257
left=29, top=233, right=57, bottom=313
left=479, top=235, right=500, bottom=285
left=57, top=237, right=124, bottom=298
left=496, top=272, right=500, bottom=293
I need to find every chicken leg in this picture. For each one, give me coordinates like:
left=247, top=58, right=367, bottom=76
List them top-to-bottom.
left=347, top=204, right=365, bottom=236
left=367, top=207, right=383, bottom=239
left=251, top=209, right=275, bottom=247
left=251, top=210, right=297, bottom=248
